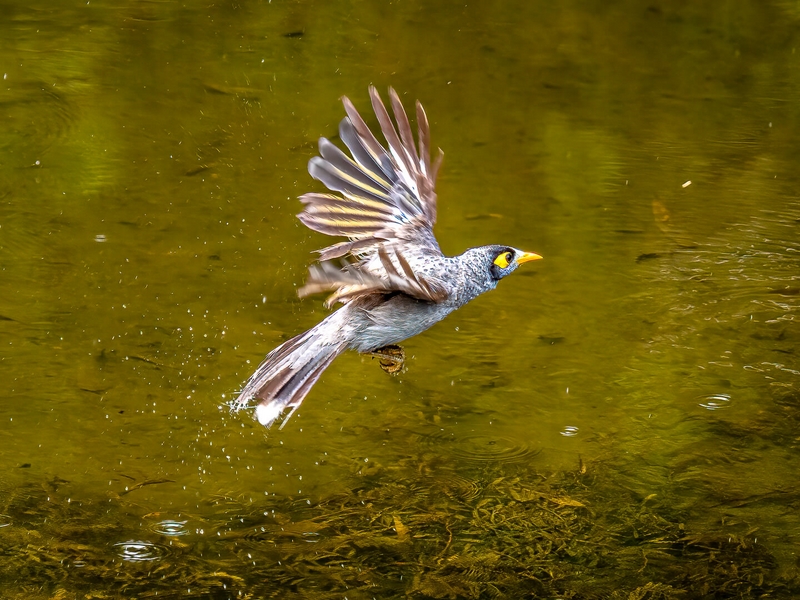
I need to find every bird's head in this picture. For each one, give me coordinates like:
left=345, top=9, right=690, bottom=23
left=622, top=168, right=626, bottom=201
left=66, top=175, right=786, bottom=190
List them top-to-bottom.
left=455, top=245, right=542, bottom=303
left=485, top=245, right=543, bottom=281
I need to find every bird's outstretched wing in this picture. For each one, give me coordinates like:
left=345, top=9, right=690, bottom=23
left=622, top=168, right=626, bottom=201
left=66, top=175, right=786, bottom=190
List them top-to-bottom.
left=297, top=86, right=446, bottom=305
left=298, top=245, right=448, bottom=307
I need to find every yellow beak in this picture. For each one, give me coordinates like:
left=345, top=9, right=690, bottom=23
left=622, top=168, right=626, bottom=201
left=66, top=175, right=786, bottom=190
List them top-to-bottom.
left=516, top=251, right=543, bottom=264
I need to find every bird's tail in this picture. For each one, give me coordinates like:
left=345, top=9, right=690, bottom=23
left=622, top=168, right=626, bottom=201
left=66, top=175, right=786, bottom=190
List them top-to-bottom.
left=232, top=316, right=347, bottom=428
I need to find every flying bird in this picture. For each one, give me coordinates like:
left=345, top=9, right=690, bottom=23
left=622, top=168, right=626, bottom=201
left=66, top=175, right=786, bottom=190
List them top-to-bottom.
left=233, top=87, right=542, bottom=428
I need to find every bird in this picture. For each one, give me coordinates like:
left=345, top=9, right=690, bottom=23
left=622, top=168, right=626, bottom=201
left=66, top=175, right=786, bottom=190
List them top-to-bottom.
left=232, top=86, right=542, bottom=428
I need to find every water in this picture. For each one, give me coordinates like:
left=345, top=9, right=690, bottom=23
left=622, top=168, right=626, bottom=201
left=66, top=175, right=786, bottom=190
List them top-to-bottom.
left=1, top=0, right=799, bottom=597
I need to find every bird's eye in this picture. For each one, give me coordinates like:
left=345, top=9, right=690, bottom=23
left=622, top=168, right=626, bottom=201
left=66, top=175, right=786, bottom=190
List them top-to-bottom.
left=493, top=251, right=513, bottom=269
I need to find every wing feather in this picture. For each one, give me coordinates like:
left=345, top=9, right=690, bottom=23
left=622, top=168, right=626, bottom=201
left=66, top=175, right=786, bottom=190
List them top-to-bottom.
left=297, top=87, right=446, bottom=305
left=370, top=88, right=420, bottom=202
left=390, top=89, right=421, bottom=169
left=342, top=96, right=398, bottom=185
left=416, top=101, right=431, bottom=177
left=338, top=118, right=393, bottom=187
left=318, top=137, right=391, bottom=191
left=308, top=157, right=389, bottom=204
left=299, top=192, right=396, bottom=217
left=316, top=238, right=384, bottom=262
left=300, top=244, right=447, bottom=306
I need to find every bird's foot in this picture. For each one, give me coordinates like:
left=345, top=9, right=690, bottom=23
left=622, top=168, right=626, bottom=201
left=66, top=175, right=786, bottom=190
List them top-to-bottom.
left=367, top=344, right=405, bottom=375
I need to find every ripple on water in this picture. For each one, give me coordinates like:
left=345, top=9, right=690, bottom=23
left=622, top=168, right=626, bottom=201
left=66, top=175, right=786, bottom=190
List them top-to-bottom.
left=699, top=394, right=731, bottom=411
left=560, top=426, right=579, bottom=437
left=418, top=432, right=540, bottom=464
left=439, top=473, right=484, bottom=501
left=0, top=514, right=10, bottom=528
left=152, top=519, right=189, bottom=537
left=113, top=540, right=168, bottom=562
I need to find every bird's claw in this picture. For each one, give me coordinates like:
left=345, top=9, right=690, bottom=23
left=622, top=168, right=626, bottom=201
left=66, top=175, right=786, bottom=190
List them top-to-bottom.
left=368, top=344, right=405, bottom=374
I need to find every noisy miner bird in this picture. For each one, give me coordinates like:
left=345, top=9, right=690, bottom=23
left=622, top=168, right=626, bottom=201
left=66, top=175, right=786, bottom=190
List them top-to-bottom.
left=233, top=86, right=542, bottom=428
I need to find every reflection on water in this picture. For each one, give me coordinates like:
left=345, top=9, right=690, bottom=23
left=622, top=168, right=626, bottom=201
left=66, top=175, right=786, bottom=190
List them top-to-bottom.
left=1, top=0, right=799, bottom=596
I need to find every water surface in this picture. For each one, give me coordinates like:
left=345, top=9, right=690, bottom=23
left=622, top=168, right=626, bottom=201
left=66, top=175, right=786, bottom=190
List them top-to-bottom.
left=1, top=1, right=799, bottom=597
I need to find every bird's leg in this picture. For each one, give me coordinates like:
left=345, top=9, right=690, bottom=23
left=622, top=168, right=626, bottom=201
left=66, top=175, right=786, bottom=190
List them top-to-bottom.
left=366, top=344, right=405, bottom=375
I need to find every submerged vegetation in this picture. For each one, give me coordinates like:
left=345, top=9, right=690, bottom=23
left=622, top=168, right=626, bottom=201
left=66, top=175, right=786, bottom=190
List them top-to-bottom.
left=2, top=451, right=796, bottom=599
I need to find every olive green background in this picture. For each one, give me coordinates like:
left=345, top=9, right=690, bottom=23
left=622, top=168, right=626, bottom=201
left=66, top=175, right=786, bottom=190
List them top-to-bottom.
left=1, top=0, right=799, bottom=597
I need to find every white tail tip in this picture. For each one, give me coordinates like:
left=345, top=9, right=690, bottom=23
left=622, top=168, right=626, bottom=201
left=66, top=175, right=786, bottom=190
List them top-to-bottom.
left=255, top=401, right=284, bottom=427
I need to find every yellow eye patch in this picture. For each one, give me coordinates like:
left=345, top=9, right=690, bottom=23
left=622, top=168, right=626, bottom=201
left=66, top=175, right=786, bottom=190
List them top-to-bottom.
left=493, top=251, right=513, bottom=269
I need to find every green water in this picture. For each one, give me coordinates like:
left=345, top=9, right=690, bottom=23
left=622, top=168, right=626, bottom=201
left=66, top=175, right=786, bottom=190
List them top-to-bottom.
left=1, top=1, right=799, bottom=597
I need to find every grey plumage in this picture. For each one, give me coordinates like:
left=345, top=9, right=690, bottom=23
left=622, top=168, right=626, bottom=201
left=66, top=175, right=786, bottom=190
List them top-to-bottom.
left=233, top=87, right=541, bottom=428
